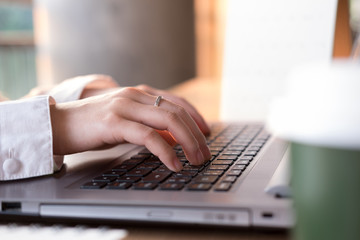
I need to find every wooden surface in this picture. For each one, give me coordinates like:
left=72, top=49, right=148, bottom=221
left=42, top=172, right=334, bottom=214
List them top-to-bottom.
left=123, top=226, right=289, bottom=240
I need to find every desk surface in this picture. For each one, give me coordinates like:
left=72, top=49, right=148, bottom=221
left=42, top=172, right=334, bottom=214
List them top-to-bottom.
left=124, top=226, right=289, bottom=240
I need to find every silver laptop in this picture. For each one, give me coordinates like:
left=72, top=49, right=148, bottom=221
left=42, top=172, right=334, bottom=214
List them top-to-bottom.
left=0, top=122, right=292, bottom=228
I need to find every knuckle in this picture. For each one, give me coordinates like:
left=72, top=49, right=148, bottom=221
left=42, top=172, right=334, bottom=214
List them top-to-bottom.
left=136, top=84, right=151, bottom=91
left=119, top=87, right=141, bottom=96
left=108, top=97, right=131, bottom=110
left=174, top=105, right=187, bottom=117
left=166, top=111, right=181, bottom=123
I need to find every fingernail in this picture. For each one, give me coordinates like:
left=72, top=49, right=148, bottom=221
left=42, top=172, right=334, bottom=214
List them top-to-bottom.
left=173, top=159, right=183, bottom=172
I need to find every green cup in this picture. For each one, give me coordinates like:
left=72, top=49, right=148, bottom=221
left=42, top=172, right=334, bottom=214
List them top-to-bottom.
left=267, top=61, right=360, bottom=240
left=292, top=142, right=360, bottom=240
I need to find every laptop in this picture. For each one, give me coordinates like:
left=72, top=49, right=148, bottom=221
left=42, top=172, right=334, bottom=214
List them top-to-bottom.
left=0, top=0, right=337, bottom=229
left=0, top=122, right=292, bottom=228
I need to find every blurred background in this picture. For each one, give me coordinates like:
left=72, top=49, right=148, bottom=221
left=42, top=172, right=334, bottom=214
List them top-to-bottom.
left=0, top=0, right=225, bottom=99
left=0, top=0, right=358, bottom=118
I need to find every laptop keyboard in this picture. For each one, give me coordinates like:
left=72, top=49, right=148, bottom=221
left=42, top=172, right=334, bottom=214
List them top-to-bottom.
left=80, top=123, right=270, bottom=192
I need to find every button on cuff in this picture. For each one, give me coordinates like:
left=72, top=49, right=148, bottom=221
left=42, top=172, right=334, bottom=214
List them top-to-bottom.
left=3, top=158, right=22, bottom=174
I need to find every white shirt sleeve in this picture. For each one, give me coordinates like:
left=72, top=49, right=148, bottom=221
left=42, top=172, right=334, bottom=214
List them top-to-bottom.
left=48, top=75, right=118, bottom=103
left=0, top=76, right=118, bottom=181
left=0, top=96, right=57, bottom=181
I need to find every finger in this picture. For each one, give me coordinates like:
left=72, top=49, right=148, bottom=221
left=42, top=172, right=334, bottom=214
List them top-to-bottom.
left=136, top=85, right=211, bottom=135
left=115, top=87, right=210, bottom=163
left=118, top=87, right=209, bottom=141
left=163, top=95, right=211, bottom=135
left=116, top=98, right=210, bottom=165
left=156, top=99, right=212, bottom=162
left=115, top=119, right=183, bottom=172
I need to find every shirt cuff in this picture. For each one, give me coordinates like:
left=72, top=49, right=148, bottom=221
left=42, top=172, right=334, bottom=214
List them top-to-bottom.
left=48, top=75, right=119, bottom=103
left=0, top=96, right=60, bottom=181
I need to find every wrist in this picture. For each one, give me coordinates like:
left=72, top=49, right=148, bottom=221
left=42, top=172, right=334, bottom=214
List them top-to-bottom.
left=50, top=104, right=65, bottom=155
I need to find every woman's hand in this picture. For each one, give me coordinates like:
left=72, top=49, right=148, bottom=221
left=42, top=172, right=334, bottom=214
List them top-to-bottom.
left=81, top=83, right=211, bottom=136
left=50, top=87, right=211, bottom=172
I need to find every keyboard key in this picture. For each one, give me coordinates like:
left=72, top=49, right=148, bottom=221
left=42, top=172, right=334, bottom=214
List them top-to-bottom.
left=234, top=139, right=252, bottom=144
left=209, top=142, right=228, bottom=148
left=231, top=143, right=249, bottom=147
left=251, top=143, right=264, bottom=147
left=209, top=146, right=224, bottom=151
left=227, top=146, right=246, bottom=151
left=247, top=146, right=261, bottom=151
left=222, top=150, right=242, bottom=156
left=244, top=151, right=257, bottom=156
left=217, top=155, right=238, bottom=160
left=239, top=156, right=253, bottom=161
left=143, top=157, right=163, bottom=165
left=212, top=160, right=233, bottom=165
left=237, top=160, right=250, bottom=165
left=136, top=163, right=159, bottom=170
left=182, top=163, right=204, bottom=172
left=112, top=164, right=137, bottom=172
left=208, top=164, right=229, bottom=171
left=232, top=165, right=246, bottom=170
left=153, top=166, right=173, bottom=174
left=126, top=169, right=152, bottom=177
left=202, top=170, right=224, bottom=176
left=227, top=170, right=242, bottom=176
left=102, top=171, right=125, bottom=177
left=174, top=171, right=198, bottom=178
left=142, top=172, right=172, bottom=183
left=193, top=175, right=219, bottom=184
left=92, top=176, right=116, bottom=183
left=116, top=176, right=141, bottom=183
left=222, top=176, right=237, bottom=183
left=166, top=177, right=191, bottom=184
left=81, top=182, right=106, bottom=189
left=106, top=182, right=132, bottom=189
left=133, top=182, right=158, bottom=190
left=214, top=182, right=232, bottom=191
left=160, top=183, right=184, bottom=191
left=187, top=183, right=212, bottom=191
